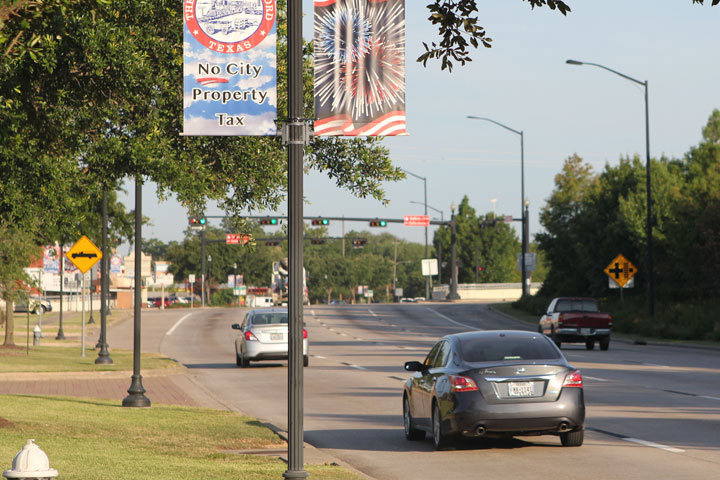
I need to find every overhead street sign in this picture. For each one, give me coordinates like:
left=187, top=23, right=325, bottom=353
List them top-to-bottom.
left=404, top=215, right=430, bottom=227
left=226, top=234, right=251, bottom=245
left=65, top=235, right=102, bottom=273
left=604, top=254, right=637, bottom=288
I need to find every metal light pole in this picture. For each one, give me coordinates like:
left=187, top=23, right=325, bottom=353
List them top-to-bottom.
left=285, top=0, right=308, bottom=476
left=566, top=59, right=654, bottom=316
left=466, top=115, right=527, bottom=297
left=402, top=168, right=430, bottom=300
left=122, top=175, right=150, bottom=408
left=95, top=190, right=112, bottom=364
left=411, top=201, right=443, bottom=285
left=447, top=202, right=461, bottom=300
left=201, top=229, right=206, bottom=307
left=55, top=247, right=66, bottom=340
left=233, top=262, right=238, bottom=306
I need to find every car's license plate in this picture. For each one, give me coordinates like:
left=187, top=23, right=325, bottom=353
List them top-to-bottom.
left=580, top=328, right=592, bottom=335
left=271, top=333, right=284, bottom=341
left=508, top=382, right=534, bottom=397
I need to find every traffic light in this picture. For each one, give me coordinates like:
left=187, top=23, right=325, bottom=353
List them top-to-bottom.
left=189, top=216, right=206, bottom=226
left=259, top=217, right=279, bottom=225
left=311, top=218, right=329, bottom=226
left=369, top=219, right=387, bottom=227
left=310, top=238, right=326, bottom=245
left=351, top=238, right=367, bottom=248
left=265, top=239, right=281, bottom=247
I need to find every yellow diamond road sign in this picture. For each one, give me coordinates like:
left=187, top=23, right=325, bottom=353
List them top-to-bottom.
left=65, top=235, right=102, bottom=273
left=604, top=254, right=637, bottom=288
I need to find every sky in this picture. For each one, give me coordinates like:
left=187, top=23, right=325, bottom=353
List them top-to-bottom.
left=119, top=0, right=720, bottom=253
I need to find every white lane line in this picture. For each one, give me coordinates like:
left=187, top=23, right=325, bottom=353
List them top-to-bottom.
left=427, top=308, right=480, bottom=330
left=311, top=309, right=316, bottom=317
left=368, top=309, right=377, bottom=317
left=166, top=313, right=192, bottom=336
left=339, top=333, right=348, bottom=337
left=314, top=355, right=326, bottom=359
left=341, top=362, right=367, bottom=371
left=583, top=376, right=609, bottom=382
left=700, top=395, right=720, bottom=401
left=624, top=437, right=684, bottom=453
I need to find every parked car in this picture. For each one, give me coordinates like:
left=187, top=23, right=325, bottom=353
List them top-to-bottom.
left=148, top=296, right=171, bottom=308
left=13, top=297, right=52, bottom=315
left=400, top=297, right=416, bottom=303
left=538, top=297, right=612, bottom=350
left=231, top=308, right=309, bottom=368
left=402, top=330, right=585, bottom=450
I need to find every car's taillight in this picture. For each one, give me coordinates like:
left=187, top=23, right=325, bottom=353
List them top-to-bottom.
left=558, top=313, right=564, bottom=326
left=608, top=315, right=613, bottom=327
left=303, top=329, right=307, bottom=339
left=245, top=331, right=258, bottom=341
left=562, top=370, right=583, bottom=388
left=449, top=375, right=479, bottom=392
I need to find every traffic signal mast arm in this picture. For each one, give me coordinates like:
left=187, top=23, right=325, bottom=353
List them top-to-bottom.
left=200, top=215, right=451, bottom=226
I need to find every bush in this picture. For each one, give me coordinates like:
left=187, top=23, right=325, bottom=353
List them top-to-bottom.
left=211, top=288, right=236, bottom=306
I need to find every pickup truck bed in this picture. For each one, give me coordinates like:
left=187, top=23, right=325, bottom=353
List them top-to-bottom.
left=539, top=297, right=612, bottom=350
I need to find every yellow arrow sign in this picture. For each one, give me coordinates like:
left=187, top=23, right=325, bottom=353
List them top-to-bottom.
left=65, top=235, right=102, bottom=273
left=604, top=254, right=637, bottom=288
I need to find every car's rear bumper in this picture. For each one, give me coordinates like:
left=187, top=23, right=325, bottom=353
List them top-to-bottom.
left=557, top=328, right=610, bottom=341
left=245, top=340, right=308, bottom=361
left=443, top=388, right=585, bottom=436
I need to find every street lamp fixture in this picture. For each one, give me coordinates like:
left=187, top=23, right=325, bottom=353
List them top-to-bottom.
left=565, top=59, right=654, bottom=316
left=466, top=115, right=528, bottom=297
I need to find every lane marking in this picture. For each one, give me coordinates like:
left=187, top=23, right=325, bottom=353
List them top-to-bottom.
left=427, top=308, right=480, bottom=330
left=311, top=309, right=316, bottom=316
left=368, top=309, right=377, bottom=317
left=166, top=313, right=192, bottom=336
left=314, top=355, right=326, bottom=359
left=340, top=362, right=367, bottom=371
left=583, top=376, right=608, bottom=382
left=700, top=395, right=720, bottom=401
left=589, top=428, right=685, bottom=453
left=624, top=437, right=685, bottom=453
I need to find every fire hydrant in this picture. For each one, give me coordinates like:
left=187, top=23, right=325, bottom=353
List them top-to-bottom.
left=33, top=326, right=42, bottom=346
left=2, top=439, right=58, bottom=479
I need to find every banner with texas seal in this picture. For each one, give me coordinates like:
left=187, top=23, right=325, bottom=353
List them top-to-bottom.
left=183, top=0, right=277, bottom=135
left=314, top=0, right=406, bottom=136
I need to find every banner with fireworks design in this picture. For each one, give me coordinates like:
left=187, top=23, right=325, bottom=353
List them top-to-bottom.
left=183, top=0, right=277, bottom=136
left=314, top=0, right=406, bottom=136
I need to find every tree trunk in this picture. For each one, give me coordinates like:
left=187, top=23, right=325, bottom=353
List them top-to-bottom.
left=3, top=301, right=14, bottom=346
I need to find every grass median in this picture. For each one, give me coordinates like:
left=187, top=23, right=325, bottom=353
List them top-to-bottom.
left=0, top=395, right=363, bottom=480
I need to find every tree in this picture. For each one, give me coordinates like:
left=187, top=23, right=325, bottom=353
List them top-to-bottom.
left=420, top=0, right=717, bottom=71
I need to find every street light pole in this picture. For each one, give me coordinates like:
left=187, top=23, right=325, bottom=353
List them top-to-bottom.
left=566, top=59, right=654, bottom=316
left=466, top=115, right=527, bottom=297
left=402, top=168, right=430, bottom=300
left=411, top=200, right=443, bottom=286
left=447, top=202, right=461, bottom=300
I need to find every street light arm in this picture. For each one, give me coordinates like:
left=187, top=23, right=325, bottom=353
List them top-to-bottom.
left=565, top=59, right=646, bottom=87
left=466, top=116, right=522, bottom=136
left=400, top=168, right=426, bottom=182
left=410, top=201, right=443, bottom=217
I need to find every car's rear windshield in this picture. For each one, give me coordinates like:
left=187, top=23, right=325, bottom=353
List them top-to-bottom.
left=555, top=299, right=598, bottom=313
left=252, top=313, right=288, bottom=325
left=459, top=336, right=561, bottom=363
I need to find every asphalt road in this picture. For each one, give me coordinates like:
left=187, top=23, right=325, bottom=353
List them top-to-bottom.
left=110, top=303, right=720, bottom=480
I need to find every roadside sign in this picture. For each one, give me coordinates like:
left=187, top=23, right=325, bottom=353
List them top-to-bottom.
left=404, top=215, right=430, bottom=227
left=226, top=234, right=251, bottom=245
left=65, top=236, right=102, bottom=273
left=516, top=253, right=537, bottom=272
left=110, top=254, right=123, bottom=274
left=604, top=254, right=637, bottom=288
left=421, top=258, right=438, bottom=276
left=188, top=274, right=196, bottom=283
left=609, top=276, right=635, bottom=289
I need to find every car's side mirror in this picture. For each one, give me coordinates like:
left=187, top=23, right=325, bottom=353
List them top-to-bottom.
left=231, top=323, right=242, bottom=330
left=404, top=361, right=425, bottom=372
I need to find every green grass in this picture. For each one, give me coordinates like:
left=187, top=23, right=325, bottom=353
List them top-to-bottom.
left=0, top=346, right=179, bottom=373
left=0, top=395, right=364, bottom=480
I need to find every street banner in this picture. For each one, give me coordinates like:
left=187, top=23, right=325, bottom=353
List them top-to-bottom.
left=183, top=0, right=277, bottom=135
left=314, top=0, right=406, bottom=136
left=43, top=245, right=60, bottom=273
left=110, top=254, right=123, bottom=274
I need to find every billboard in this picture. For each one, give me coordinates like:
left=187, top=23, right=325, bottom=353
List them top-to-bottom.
left=183, top=0, right=277, bottom=135
left=314, top=0, right=406, bottom=136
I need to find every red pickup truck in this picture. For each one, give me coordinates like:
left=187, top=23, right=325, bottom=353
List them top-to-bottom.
left=538, top=297, right=612, bottom=350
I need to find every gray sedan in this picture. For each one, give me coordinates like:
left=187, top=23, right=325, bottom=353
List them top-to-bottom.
left=232, top=308, right=308, bottom=367
left=403, top=330, right=585, bottom=450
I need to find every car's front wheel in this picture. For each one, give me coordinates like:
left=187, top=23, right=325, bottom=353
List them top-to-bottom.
left=34, top=305, right=46, bottom=315
left=303, top=355, right=309, bottom=367
left=403, top=396, right=425, bottom=441
left=432, top=402, right=451, bottom=450
left=560, top=429, right=584, bottom=447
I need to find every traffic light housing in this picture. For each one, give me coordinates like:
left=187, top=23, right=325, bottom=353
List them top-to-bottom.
left=189, top=216, right=206, bottom=226
left=259, top=217, right=279, bottom=225
left=311, top=218, right=329, bottom=226
left=369, top=219, right=387, bottom=227
left=310, top=238, right=326, bottom=245
left=351, top=238, right=367, bottom=248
